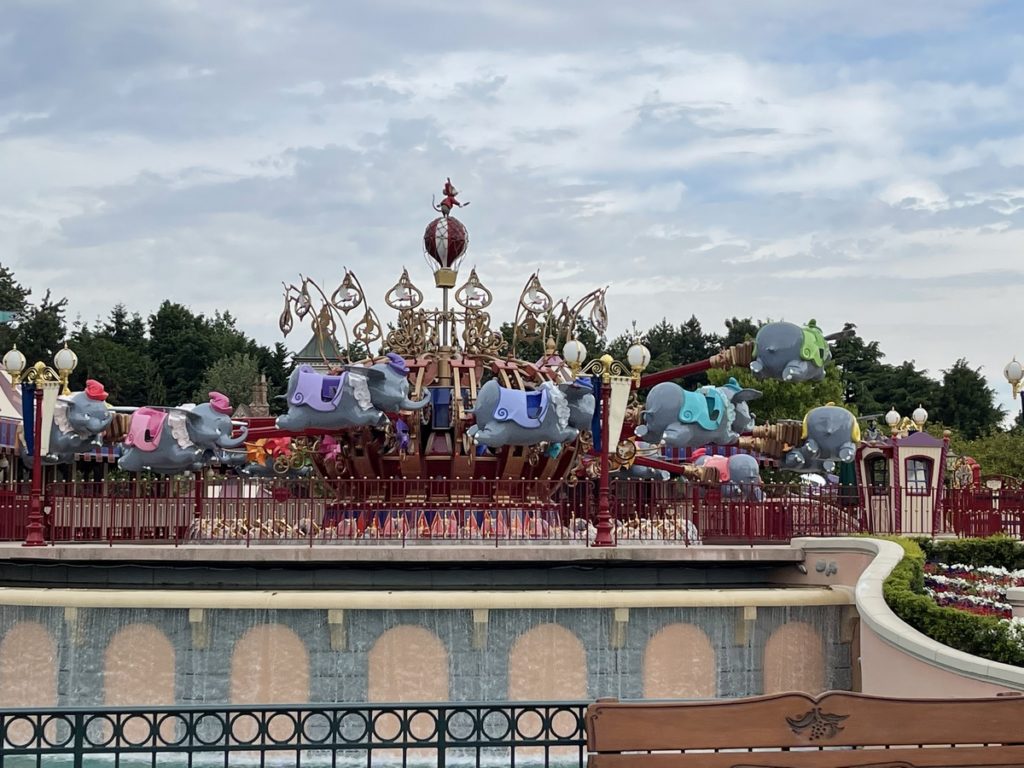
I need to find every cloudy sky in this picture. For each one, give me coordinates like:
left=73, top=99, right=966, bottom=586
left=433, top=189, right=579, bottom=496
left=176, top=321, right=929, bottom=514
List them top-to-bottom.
left=2, top=0, right=1024, bottom=416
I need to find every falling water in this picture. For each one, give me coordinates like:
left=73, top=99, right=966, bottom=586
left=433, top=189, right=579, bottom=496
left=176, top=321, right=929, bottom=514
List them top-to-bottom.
left=0, top=599, right=849, bottom=707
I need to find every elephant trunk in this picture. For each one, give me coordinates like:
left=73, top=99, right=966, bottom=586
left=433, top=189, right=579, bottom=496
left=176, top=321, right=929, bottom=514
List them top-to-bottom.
left=401, top=393, right=431, bottom=411
left=218, top=424, right=249, bottom=449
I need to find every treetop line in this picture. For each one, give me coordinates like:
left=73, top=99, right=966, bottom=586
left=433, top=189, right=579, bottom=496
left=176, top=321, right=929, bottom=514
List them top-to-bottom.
left=0, top=262, right=1012, bottom=468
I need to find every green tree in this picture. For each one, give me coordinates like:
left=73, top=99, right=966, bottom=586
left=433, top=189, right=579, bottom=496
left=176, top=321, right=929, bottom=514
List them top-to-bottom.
left=0, top=264, right=30, bottom=355
left=15, top=289, right=68, bottom=366
left=148, top=301, right=214, bottom=404
left=102, top=303, right=148, bottom=350
left=641, top=316, right=719, bottom=387
left=720, top=316, right=760, bottom=347
left=830, top=324, right=886, bottom=412
left=69, top=329, right=166, bottom=405
left=255, top=342, right=291, bottom=414
left=195, top=352, right=260, bottom=412
left=934, top=359, right=1004, bottom=439
left=869, top=361, right=942, bottom=419
left=708, top=363, right=846, bottom=423
left=953, top=430, right=1024, bottom=479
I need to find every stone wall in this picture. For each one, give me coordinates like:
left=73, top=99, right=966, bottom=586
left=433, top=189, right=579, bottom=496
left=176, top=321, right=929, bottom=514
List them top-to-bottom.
left=0, top=604, right=851, bottom=707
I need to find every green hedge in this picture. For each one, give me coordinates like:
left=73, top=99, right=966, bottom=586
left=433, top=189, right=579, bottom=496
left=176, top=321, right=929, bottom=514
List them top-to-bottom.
left=916, top=535, right=1024, bottom=571
left=879, top=537, right=1024, bottom=667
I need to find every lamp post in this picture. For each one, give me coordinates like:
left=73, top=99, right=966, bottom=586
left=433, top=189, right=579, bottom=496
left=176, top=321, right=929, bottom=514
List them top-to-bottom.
left=563, top=338, right=650, bottom=547
left=2, top=343, right=78, bottom=547
left=1004, top=358, right=1024, bottom=416
left=884, top=405, right=928, bottom=437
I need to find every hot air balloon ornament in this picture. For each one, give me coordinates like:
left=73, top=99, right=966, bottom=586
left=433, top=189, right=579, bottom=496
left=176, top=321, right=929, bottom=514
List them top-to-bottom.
left=424, top=178, right=470, bottom=289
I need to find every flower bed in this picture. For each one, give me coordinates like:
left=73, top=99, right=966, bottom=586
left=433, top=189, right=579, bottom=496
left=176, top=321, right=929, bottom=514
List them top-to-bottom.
left=880, top=537, right=1024, bottom=667
left=923, top=562, right=1024, bottom=619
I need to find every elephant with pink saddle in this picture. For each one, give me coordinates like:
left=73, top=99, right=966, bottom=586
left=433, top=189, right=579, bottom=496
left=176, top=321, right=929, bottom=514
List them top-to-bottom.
left=118, top=392, right=249, bottom=474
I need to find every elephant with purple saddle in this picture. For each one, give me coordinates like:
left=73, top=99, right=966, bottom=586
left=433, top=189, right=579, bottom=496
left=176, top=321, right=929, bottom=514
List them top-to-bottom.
left=275, top=353, right=429, bottom=432
left=636, top=377, right=761, bottom=450
left=22, top=379, right=114, bottom=467
left=468, top=379, right=595, bottom=448
left=118, top=392, right=249, bottom=474
left=782, top=404, right=860, bottom=473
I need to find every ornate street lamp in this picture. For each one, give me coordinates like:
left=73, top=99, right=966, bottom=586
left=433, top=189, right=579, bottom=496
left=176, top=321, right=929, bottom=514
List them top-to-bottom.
left=563, top=339, right=650, bottom=547
left=2, top=343, right=78, bottom=546
left=1005, top=358, right=1023, bottom=414
left=911, top=404, right=929, bottom=431
left=885, top=405, right=927, bottom=438
left=884, top=407, right=901, bottom=435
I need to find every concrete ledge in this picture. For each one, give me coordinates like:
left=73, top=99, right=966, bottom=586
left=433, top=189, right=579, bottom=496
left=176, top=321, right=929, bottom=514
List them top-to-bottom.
left=793, top=537, right=1024, bottom=691
left=0, top=543, right=803, bottom=564
left=0, top=585, right=848, bottom=610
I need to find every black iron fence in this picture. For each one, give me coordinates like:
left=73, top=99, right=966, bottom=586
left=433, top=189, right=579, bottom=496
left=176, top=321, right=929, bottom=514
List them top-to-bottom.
left=0, top=700, right=589, bottom=767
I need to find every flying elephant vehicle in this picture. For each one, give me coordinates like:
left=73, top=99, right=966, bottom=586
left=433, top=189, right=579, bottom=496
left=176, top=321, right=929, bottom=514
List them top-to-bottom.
left=7, top=179, right=960, bottom=544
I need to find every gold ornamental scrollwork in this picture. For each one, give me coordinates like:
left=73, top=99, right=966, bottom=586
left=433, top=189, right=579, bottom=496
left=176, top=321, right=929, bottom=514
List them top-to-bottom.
left=455, top=268, right=492, bottom=310
left=386, top=269, right=425, bottom=311
left=281, top=271, right=382, bottom=365
left=331, top=271, right=364, bottom=314
left=511, top=273, right=553, bottom=353
left=387, top=308, right=439, bottom=356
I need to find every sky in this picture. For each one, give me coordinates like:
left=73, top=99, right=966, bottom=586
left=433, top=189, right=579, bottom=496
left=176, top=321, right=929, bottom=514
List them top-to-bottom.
left=2, top=0, right=1024, bottom=418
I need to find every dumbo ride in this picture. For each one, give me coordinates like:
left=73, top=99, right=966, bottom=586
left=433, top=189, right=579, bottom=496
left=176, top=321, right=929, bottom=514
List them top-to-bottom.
left=750, top=320, right=830, bottom=382
left=275, top=353, right=429, bottom=432
left=636, top=377, right=761, bottom=450
left=22, top=379, right=114, bottom=467
left=468, top=379, right=595, bottom=448
left=118, top=392, right=249, bottom=474
left=782, top=404, right=860, bottom=473
left=694, top=450, right=764, bottom=501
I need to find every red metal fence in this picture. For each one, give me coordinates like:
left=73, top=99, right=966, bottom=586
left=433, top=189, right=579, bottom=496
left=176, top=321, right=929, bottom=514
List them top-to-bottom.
left=0, top=478, right=1022, bottom=545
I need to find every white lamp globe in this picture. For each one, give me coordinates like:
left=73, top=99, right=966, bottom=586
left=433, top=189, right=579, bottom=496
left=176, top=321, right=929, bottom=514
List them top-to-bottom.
left=562, top=339, right=587, bottom=366
left=626, top=342, right=651, bottom=371
left=54, top=343, right=78, bottom=374
left=2, top=346, right=26, bottom=376
left=1005, top=358, right=1024, bottom=386
left=912, top=405, right=928, bottom=427
left=884, top=407, right=901, bottom=428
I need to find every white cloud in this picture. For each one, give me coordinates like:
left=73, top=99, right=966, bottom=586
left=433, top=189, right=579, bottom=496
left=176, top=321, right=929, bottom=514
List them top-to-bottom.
left=0, top=0, right=1023, bottom=422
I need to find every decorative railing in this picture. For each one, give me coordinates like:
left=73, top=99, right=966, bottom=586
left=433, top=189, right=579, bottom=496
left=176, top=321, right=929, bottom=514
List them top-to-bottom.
left=0, top=476, right=1018, bottom=544
left=0, top=700, right=588, bottom=768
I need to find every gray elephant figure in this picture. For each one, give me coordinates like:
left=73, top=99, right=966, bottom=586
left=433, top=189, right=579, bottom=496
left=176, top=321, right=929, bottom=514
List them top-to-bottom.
left=750, top=320, right=831, bottom=382
left=275, top=353, right=429, bottom=432
left=636, top=377, right=761, bottom=449
left=22, top=379, right=114, bottom=467
left=468, top=379, right=595, bottom=448
left=118, top=391, right=249, bottom=474
left=782, top=404, right=860, bottom=473
left=695, top=452, right=764, bottom=501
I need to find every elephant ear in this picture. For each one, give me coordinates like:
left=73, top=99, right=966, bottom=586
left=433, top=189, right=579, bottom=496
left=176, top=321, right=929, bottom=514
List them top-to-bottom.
left=343, top=365, right=386, bottom=383
left=345, top=372, right=374, bottom=411
left=732, top=387, right=762, bottom=402
left=53, top=399, right=74, bottom=436
left=170, top=407, right=196, bottom=449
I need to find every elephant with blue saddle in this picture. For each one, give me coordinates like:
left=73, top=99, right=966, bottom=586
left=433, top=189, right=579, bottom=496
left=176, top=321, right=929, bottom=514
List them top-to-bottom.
left=275, top=353, right=429, bottom=432
left=636, top=377, right=761, bottom=450
left=22, top=379, right=114, bottom=467
left=468, top=379, right=596, bottom=448
left=118, top=392, right=249, bottom=474
left=782, top=404, right=860, bottom=473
